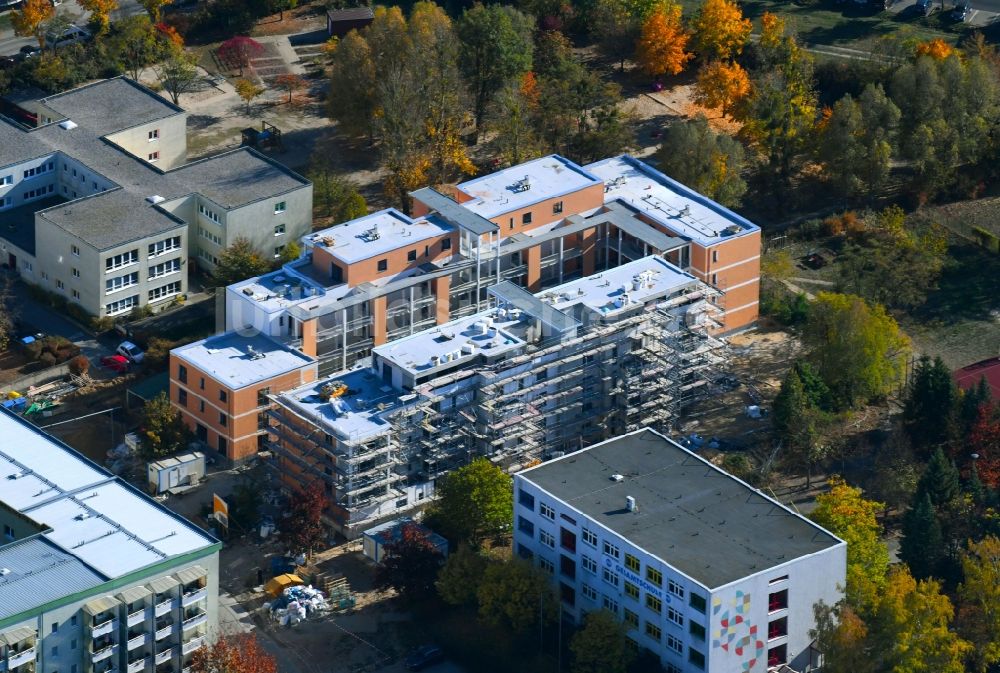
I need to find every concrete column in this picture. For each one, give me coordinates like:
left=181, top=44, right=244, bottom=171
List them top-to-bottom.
left=581, top=227, right=597, bottom=276
left=558, top=237, right=564, bottom=284
left=525, top=244, right=541, bottom=292
left=433, top=276, right=451, bottom=324
left=408, top=286, right=415, bottom=335
left=372, top=296, right=387, bottom=346
left=341, top=308, right=348, bottom=371
left=301, top=318, right=317, bottom=358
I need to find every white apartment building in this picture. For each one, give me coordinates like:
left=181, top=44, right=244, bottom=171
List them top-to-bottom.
left=0, top=409, right=220, bottom=673
left=514, top=429, right=846, bottom=673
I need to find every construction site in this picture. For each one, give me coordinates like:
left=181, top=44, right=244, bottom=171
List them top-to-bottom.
left=264, top=255, right=730, bottom=538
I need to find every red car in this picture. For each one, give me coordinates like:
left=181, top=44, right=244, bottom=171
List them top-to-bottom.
left=100, top=354, right=130, bottom=373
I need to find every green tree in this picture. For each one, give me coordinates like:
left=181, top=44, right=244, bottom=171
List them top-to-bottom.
left=139, top=0, right=167, bottom=21
left=589, top=0, right=645, bottom=71
left=456, top=3, right=534, bottom=143
left=108, top=14, right=163, bottom=81
left=327, top=30, right=378, bottom=143
left=155, top=48, right=200, bottom=106
left=487, top=74, right=543, bottom=167
left=235, top=78, right=265, bottom=114
left=655, top=115, right=747, bottom=207
left=309, top=167, right=368, bottom=223
left=213, top=237, right=270, bottom=286
left=278, top=241, right=301, bottom=264
left=803, top=293, right=909, bottom=409
left=904, top=356, right=958, bottom=453
left=141, top=391, right=190, bottom=459
left=916, top=447, right=962, bottom=508
left=426, top=458, right=513, bottom=545
left=810, top=478, right=889, bottom=612
left=279, top=482, right=327, bottom=557
left=899, top=493, right=944, bottom=580
left=373, top=523, right=444, bottom=600
left=957, top=536, right=1000, bottom=673
left=436, top=544, right=490, bottom=606
left=476, top=559, right=557, bottom=633
left=810, top=601, right=876, bottom=673
left=570, top=610, right=634, bottom=673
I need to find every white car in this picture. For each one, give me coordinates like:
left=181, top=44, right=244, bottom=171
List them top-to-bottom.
left=117, top=341, right=145, bottom=364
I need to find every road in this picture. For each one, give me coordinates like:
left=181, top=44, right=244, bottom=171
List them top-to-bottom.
left=0, top=0, right=144, bottom=58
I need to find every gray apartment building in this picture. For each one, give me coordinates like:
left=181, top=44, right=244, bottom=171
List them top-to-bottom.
left=0, top=77, right=312, bottom=318
left=0, top=408, right=220, bottom=673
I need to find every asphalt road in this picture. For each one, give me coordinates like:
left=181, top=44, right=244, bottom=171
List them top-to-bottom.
left=0, top=0, right=144, bottom=58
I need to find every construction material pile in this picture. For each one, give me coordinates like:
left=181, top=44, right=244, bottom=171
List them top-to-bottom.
left=267, top=585, right=328, bottom=626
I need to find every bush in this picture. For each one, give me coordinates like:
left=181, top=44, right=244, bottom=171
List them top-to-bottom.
left=822, top=212, right=860, bottom=237
left=144, top=337, right=182, bottom=369
left=38, top=352, right=57, bottom=367
left=69, top=355, right=90, bottom=376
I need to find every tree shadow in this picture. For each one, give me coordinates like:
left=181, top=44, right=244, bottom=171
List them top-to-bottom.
left=911, top=244, right=1000, bottom=324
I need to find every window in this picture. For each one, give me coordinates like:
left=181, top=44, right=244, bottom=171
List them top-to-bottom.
left=148, top=129, right=159, bottom=140
left=148, top=151, right=159, bottom=162
left=23, top=162, right=52, bottom=179
left=0, top=175, right=11, bottom=185
left=274, top=201, right=287, bottom=214
left=553, top=201, right=563, bottom=214
left=198, top=204, right=221, bottom=224
left=522, top=212, right=532, bottom=224
left=508, top=217, right=514, bottom=230
left=274, top=224, right=286, bottom=236
left=200, top=227, right=223, bottom=245
left=149, top=236, right=181, bottom=257
left=442, top=237, right=451, bottom=250
left=71, top=244, right=80, bottom=256
left=274, top=245, right=286, bottom=259
left=106, top=249, right=139, bottom=271
left=711, top=249, right=719, bottom=263
left=407, top=250, right=417, bottom=262
left=149, top=259, right=182, bottom=279
left=377, top=259, right=388, bottom=272
left=71, top=268, right=80, bottom=278
left=106, top=272, right=139, bottom=294
left=711, top=273, right=718, bottom=285
left=56, top=280, right=64, bottom=289
left=148, top=281, right=181, bottom=302
left=71, top=290, right=80, bottom=299
left=178, top=365, right=187, bottom=384
left=200, top=378, right=205, bottom=390
left=257, top=387, right=270, bottom=406
left=178, top=389, right=187, bottom=407
left=219, top=390, right=228, bottom=403
left=199, top=400, right=205, bottom=412
left=219, top=412, right=227, bottom=427
left=218, top=436, right=227, bottom=455
left=518, top=489, right=535, bottom=510
left=540, top=502, right=555, bottom=520
left=517, top=516, right=534, bottom=535
left=3, top=524, right=13, bottom=541
left=560, top=527, right=576, bottom=553
left=582, top=528, right=598, bottom=547
left=539, top=530, right=555, bottom=549
left=603, top=541, right=620, bottom=559
left=517, top=544, right=533, bottom=560
left=624, top=554, right=640, bottom=572
left=560, top=555, right=575, bottom=579
left=582, top=555, right=597, bottom=574
left=538, top=557, right=554, bottom=574
left=602, top=567, right=619, bottom=587
left=646, top=567, right=663, bottom=587
left=668, top=580, right=684, bottom=599
left=624, top=581, right=639, bottom=600
left=560, top=582, right=575, bottom=607
left=582, top=584, right=598, bottom=602
left=768, top=589, right=788, bottom=613
left=689, top=593, right=707, bottom=614
left=646, top=594, right=662, bottom=614
left=602, top=595, right=619, bottom=614
left=666, top=605, right=683, bottom=626
left=623, top=608, right=638, bottom=629
left=71, top=616, right=77, bottom=626
left=768, top=617, right=788, bottom=640
left=689, top=621, right=705, bottom=641
left=52, top=622, right=59, bottom=634
left=645, top=622, right=661, bottom=642
left=666, top=634, right=683, bottom=654
left=767, top=644, right=787, bottom=668
left=51, top=646, right=58, bottom=657
left=689, top=648, right=705, bottom=670
left=665, top=664, right=682, bottom=673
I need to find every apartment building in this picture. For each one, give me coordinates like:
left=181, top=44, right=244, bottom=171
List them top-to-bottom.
left=0, top=77, right=311, bottom=318
left=224, top=154, right=759, bottom=379
left=263, top=256, right=727, bottom=537
left=169, top=332, right=318, bottom=463
left=0, top=409, right=220, bottom=673
left=514, top=429, right=846, bottom=673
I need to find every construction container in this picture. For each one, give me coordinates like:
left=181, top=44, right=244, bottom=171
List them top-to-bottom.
left=147, top=451, right=205, bottom=494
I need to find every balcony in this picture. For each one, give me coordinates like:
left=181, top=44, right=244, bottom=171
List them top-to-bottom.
left=180, top=590, right=207, bottom=608
left=154, top=600, right=174, bottom=618
left=127, top=610, right=146, bottom=627
left=181, top=614, right=207, bottom=632
left=92, top=619, right=117, bottom=638
left=155, top=625, right=174, bottom=641
left=127, top=634, right=147, bottom=651
left=181, top=638, right=204, bottom=656
left=92, top=645, right=117, bottom=664
left=8, top=648, right=35, bottom=668
left=154, top=649, right=173, bottom=666
left=128, top=659, right=147, bottom=673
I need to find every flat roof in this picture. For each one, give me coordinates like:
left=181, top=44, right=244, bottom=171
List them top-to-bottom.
left=39, top=77, right=183, bottom=137
left=0, top=117, right=53, bottom=167
left=170, top=148, right=309, bottom=209
left=457, top=155, right=602, bottom=220
left=585, top=156, right=759, bottom=247
left=411, top=187, right=498, bottom=235
left=37, top=189, right=184, bottom=250
left=0, top=195, right=68, bottom=255
left=306, top=209, right=454, bottom=265
left=171, top=331, right=315, bottom=390
left=0, top=409, right=217, bottom=617
left=520, top=429, right=843, bottom=588
left=0, top=537, right=105, bottom=620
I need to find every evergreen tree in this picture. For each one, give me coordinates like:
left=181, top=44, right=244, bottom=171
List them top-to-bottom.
left=904, top=356, right=957, bottom=453
left=773, top=367, right=807, bottom=438
left=959, top=377, right=993, bottom=436
left=916, top=448, right=962, bottom=508
left=966, top=462, right=986, bottom=507
left=900, top=493, right=944, bottom=580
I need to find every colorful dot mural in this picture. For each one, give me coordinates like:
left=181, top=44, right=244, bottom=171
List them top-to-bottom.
left=712, top=591, right=765, bottom=672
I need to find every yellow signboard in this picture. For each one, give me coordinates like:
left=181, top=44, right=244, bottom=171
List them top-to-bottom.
left=213, top=493, right=229, bottom=528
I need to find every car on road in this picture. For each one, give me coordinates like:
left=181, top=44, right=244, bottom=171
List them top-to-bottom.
left=952, top=0, right=971, bottom=19
left=19, top=45, right=41, bottom=59
left=116, top=341, right=145, bottom=364
left=100, top=354, right=131, bottom=373
left=404, top=645, right=444, bottom=671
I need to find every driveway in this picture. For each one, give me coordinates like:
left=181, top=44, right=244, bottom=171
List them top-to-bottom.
left=11, top=282, right=110, bottom=367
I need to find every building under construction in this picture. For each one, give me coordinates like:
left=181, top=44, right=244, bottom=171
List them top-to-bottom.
left=265, top=256, right=727, bottom=538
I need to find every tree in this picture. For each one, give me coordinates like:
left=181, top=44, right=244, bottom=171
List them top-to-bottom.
left=11, top=0, right=55, bottom=48
left=76, top=0, right=118, bottom=34
left=140, top=0, right=167, bottom=21
left=589, top=0, right=647, bottom=72
left=691, top=0, right=751, bottom=61
left=634, top=2, right=691, bottom=79
left=456, top=3, right=534, bottom=143
left=109, top=14, right=162, bottom=81
left=327, top=30, right=378, bottom=143
left=217, top=36, right=265, bottom=76
left=916, top=38, right=955, bottom=60
left=156, top=49, right=200, bottom=105
left=694, top=60, right=749, bottom=119
left=273, top=73, right=305, bottom=104
left=487, top=73, right=543, bottom=167
left=235, top=78, right=265, bottom=114
left=656, top=115, right=747, bottom=203
left=308, top=167, right=368, bottom=223
left=213, top=237, right=270, bottom=286
left=277, top=241, right=301, bottom=264
left=0, top=278, right=17, bottom=353
left=802, top=293, right=909, bottom=409
left=904, top=356, right=958, bottom=452
left=141, top=391, right=190, bottom=459
left=967, top=405, right=1000, bottom=489
left=915, top=447, right=962, bottom=508
left=426, top=457, right=513, bottom=545
left=810, top=478, right=889, bottom=612
left=279, top=482, right=327, bottom=556
left=899, top=493, right=945, bottom=580
left=373, top=523, right=444, bottom=600
left=958, top=536, right=1000, bottom=673
left=437, top=544, right=490, bottom=606
left=476, top=559, right=557, bottom=633
left=810, top=602, right=876, bottom=673
left=570, top=610, right=634, bottom=673
left=191, top=633, right=276, bottom=673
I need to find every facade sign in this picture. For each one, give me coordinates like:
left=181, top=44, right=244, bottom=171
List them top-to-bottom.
left=604, top=555, right=670, bottom=603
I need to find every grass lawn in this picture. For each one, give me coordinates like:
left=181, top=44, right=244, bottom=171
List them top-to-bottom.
left=0, top=12, right=11, bottom=32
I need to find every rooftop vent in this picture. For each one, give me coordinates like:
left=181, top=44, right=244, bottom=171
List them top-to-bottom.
left=58, top=120, right=78, bottom=130
left=511, top=175, right=531, bottom=193
left=146, top=195, right=165, bottom=205
left=678, top=204, right=691, bottom=218
left=247, top=345, right=265, bottom=360
left=610, top=474, right=624, bottom=482
left=626, top=496, right=637, bottom=512
left=74, top=513, right=90, bottom=521
left=0, top=568, right=10, bottom=576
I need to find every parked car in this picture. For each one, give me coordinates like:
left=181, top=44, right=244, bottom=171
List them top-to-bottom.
left=916, top=0, right=936, bottom=15
left=952, top=0, right=971, bottom=20
left=48, top=24, right=90, bottom=49
left=19, top=45, right=40, bottom=59
left=116, top=341, right=145, bottom=364
left=100, top=354, right=131, bottom=373
left=404, top=645, right=444, bottom=671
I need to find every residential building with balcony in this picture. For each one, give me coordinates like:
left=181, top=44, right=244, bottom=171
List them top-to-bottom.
left=0, top=76, right=311, bottom=319
left=0, top=409, right=220, bottom=673
left=513, top=428, right=846, bottom=673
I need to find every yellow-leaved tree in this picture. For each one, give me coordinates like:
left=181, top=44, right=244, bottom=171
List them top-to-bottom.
left=11, top=0, right=54, bottom=48
left=77, top=0, right=119, bottom=33
left=691, top=0, right=751, bottom=61
left=634, top=2, right=691, bottom=78
left=915, top=38, right=956, bottom=60
left=694, top=60, right=750, bottom=118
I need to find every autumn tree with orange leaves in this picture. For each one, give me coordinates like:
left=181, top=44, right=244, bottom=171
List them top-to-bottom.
left=11, top=0, right=54, bottom=48
left=77, top=0, right=119, bottom=34
left=691, top=0, right=752, bottom=61
left=634, top=2, right=691, bottom=78
left=915, top=38, right=956, bottom=60
left=694, top=60, right=750, bottom=118
left=192, top=634, right=276, bottom=673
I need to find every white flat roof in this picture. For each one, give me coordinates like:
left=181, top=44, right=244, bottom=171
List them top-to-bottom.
left=457, top=155, right=601, bottom=220
left=585, top=156, right=759, bottom=246
left=306, top=209, right=454, bottom=265
left=539, top=256, right=699, bottom=317
left=228, top=267, right=327, bottom=314
left=171, top=331, right=314, bottom=389
left=277, top=369, right=402, bottom=441
left=0, top=410, right=216, bottom=584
